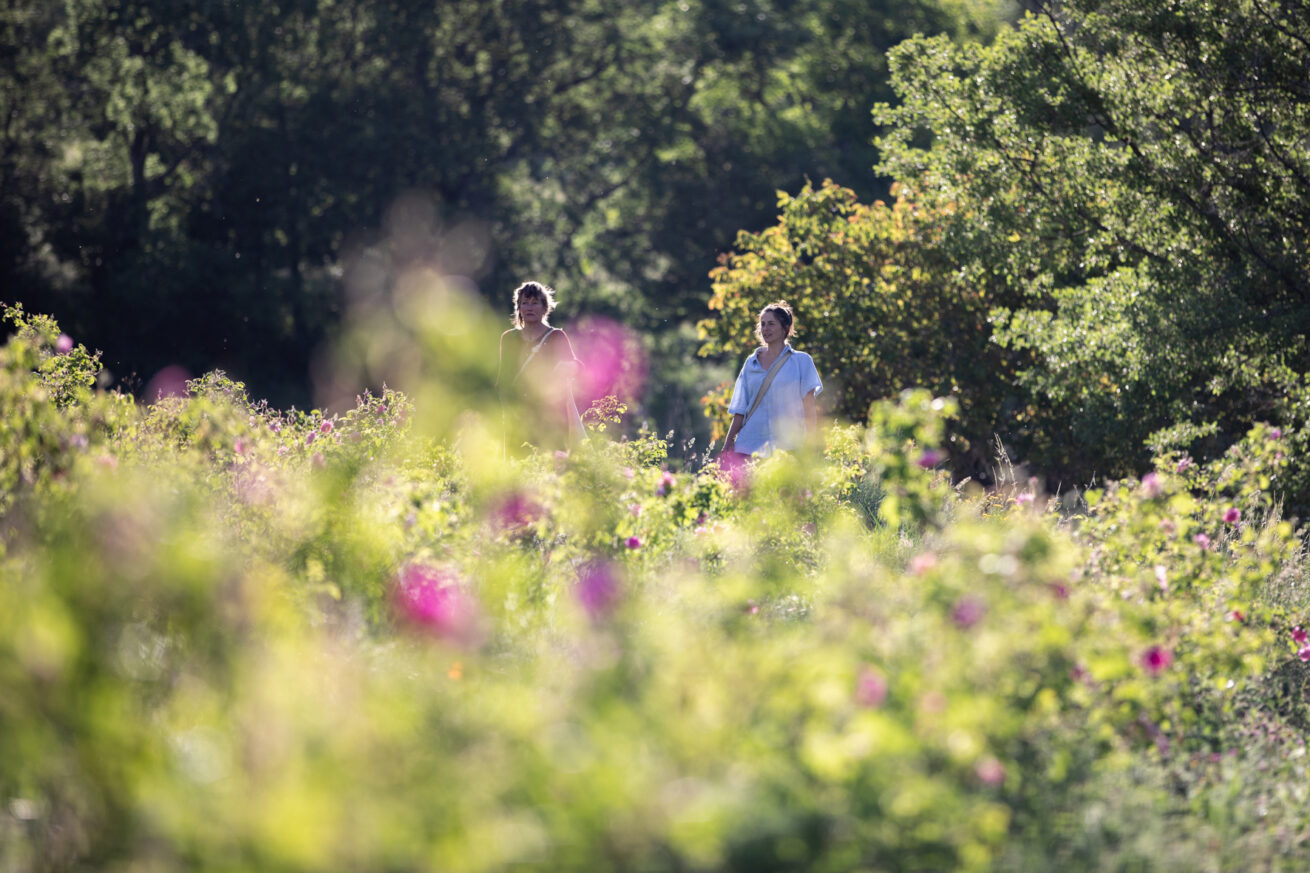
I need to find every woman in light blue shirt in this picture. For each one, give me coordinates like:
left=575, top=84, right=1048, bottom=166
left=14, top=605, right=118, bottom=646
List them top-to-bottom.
left=721, top=300, right=823, bottom=457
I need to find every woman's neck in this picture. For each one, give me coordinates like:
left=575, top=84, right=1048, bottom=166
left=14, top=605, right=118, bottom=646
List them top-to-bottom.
left=522, top=322, right=549, bottom=340
left=764, top=339, right=786, bottom=357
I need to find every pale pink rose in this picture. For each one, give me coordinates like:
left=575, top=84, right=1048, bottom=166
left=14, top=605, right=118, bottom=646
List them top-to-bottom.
left=855, top=666, right=888, bottom=708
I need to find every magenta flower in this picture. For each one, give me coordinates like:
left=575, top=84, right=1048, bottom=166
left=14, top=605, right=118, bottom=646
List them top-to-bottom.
left=571, top=316, right=648, bottom=407
left=55, top=334, right=74, bottom=354
left=144, top=365, right=191, bottom=403
left=320, top=419, right=334, bottom=434
left=1270, top=427, right=1283, bottom=440
left=305, top=431, right=316, bottom=446
left=917, top=448, right=944, bottom=469
left=1175, top=456, right=1193, bottom=473
left=655, top=470, right=676, bottom=496
left=1140, top=472, right=1162, bottom=498
left=491, top=492, right=543, bottom=532
left=1015, top=492, right=1035, bottom=506
left=1222, top=507, right=1240, bottom=524
left=1194, top=533, right=1211, bottom=551
left=626, top=536, right=641, bottom=550
left=575, top=561, right=621, bottom=620
left=394, top=564, right=481, bottom=645
left=951, top=595, right=986, bottom=630
left=1228, top=609, right=1245, bottom=623
left=1292, top=626, right=1308, bottom=644
left=1140, top=645, right=1173, bottom=676
left=1300, top=646, right=1310, bottom=663
left=855, top=666, right=888, bottom=708
left=975, top=756, right=1006, bottom=787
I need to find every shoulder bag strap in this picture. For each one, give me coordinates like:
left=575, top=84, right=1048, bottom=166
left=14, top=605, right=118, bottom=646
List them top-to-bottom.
left=512, top=328, right=558, bottom=383
left=740, top=346, right=793, bottom=430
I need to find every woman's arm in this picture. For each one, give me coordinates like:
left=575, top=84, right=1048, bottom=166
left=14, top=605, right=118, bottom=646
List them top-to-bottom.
left=496, top=329, right=514, bottom=389
left=548, top=329, right=582, bottom=378
left=803, top=389, right=819, bottom=443
left=722, top=413, right=745, bottom=453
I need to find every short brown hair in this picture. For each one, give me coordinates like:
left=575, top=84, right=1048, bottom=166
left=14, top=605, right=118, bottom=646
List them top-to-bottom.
left=512, top=281, right=557, bottom=328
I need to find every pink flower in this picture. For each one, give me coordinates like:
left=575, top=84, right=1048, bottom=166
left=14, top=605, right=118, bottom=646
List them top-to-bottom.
left=570, top=316, right=648, bottom=407
left=55, top=334, right=74, bottom=354
left=144, top=365, right=191, bottom=403
left=320, top=419, right=334, bottom=434
left=1270, top=427, right=1282, bottom=440
left=305, top=431, right=316, bottom=446
left=234, top=438, right=248, bottom=456
left=917, top=448, right=944, bottom=469
left=719, top=450, right=751, bottom=492
left=311, top=452, right=325, bottom=469
left=1175, top=457, right=1193, bottom=473
left=623, top=467, right=635, bottom=479
left=655, top=470, right=675, bottom=496
left=1140, top=472, right=1162, bottom=498
left=491, top=492, right=543, bottom=532
left=1015, top=492, right=1035, bottom=506
left=628, top=503, right=643, bottom=517
left=1223, top=507, right=1240, bottom=524
left=1159, top=519, right=1176, bottom=535
left=1194, top=533, right=1211, bottom=551
left=626, top=536, right=641, bottom=550
left=909, top=553, right=937, bottom=576
left=576, top=561, right=621, bottom=620
left=394, top=564, right=481, bottom=645
left=1154, top=565, right=1168, bottom=591
left=1050, top=581, right=1070, bottom=599
left=951, top=595, right=986, bottom=629
left=1228, top=609, right=1244, bottom=623
left=1292, top=626, right=1307, bottom=644
left=1140, top=645, right=1173, bottom=676
left=1300, top=646, right=1310, bottom=663
left=855, top=666, right=888, bottom=708
left=975, top=756, right=1006, bottom=787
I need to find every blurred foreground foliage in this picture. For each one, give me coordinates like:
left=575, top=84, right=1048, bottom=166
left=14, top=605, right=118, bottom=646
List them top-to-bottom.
left=4, top=304, right=1310, bottom=872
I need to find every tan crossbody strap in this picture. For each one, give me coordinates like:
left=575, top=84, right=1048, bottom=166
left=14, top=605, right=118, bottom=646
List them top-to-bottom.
left=513, top=328, right=558, bottom=383
left=741, top=347, right=793, bottom=429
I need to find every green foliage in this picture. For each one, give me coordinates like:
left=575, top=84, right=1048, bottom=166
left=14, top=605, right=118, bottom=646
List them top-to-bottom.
left=871, top=0, right=1310, bottom=502
left=697, top=180, right=1023, bottom=475
left=4, top=306, right=1310, bottom=871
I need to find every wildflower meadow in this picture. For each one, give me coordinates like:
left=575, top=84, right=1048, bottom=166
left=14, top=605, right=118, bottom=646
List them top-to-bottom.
left=3, top=297, right=1309, bottom=873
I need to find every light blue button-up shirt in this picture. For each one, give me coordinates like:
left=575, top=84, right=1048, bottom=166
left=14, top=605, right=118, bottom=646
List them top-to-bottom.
left=727, top=345, right=823, bottom=456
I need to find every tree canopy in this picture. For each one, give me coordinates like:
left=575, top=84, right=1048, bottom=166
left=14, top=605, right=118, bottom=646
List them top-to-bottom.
left=1, top=0, right=1011, bottom=418
left=700, top=0, right=1310, bottom=507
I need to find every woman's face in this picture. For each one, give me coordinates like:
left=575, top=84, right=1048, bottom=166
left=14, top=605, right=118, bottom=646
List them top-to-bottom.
left=519, top=294, right=546, bottom=325
left=758, top=312, right=785, bottom=345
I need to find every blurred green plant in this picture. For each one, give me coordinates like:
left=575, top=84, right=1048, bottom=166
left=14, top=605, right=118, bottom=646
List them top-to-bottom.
left=3, top=305, right=1310, bottom=872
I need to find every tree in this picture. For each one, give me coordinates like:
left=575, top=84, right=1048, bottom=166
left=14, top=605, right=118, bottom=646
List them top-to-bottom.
left=872, top=0, right=1310, bottom=500
left=697, top=180, right=1028, bottom=477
